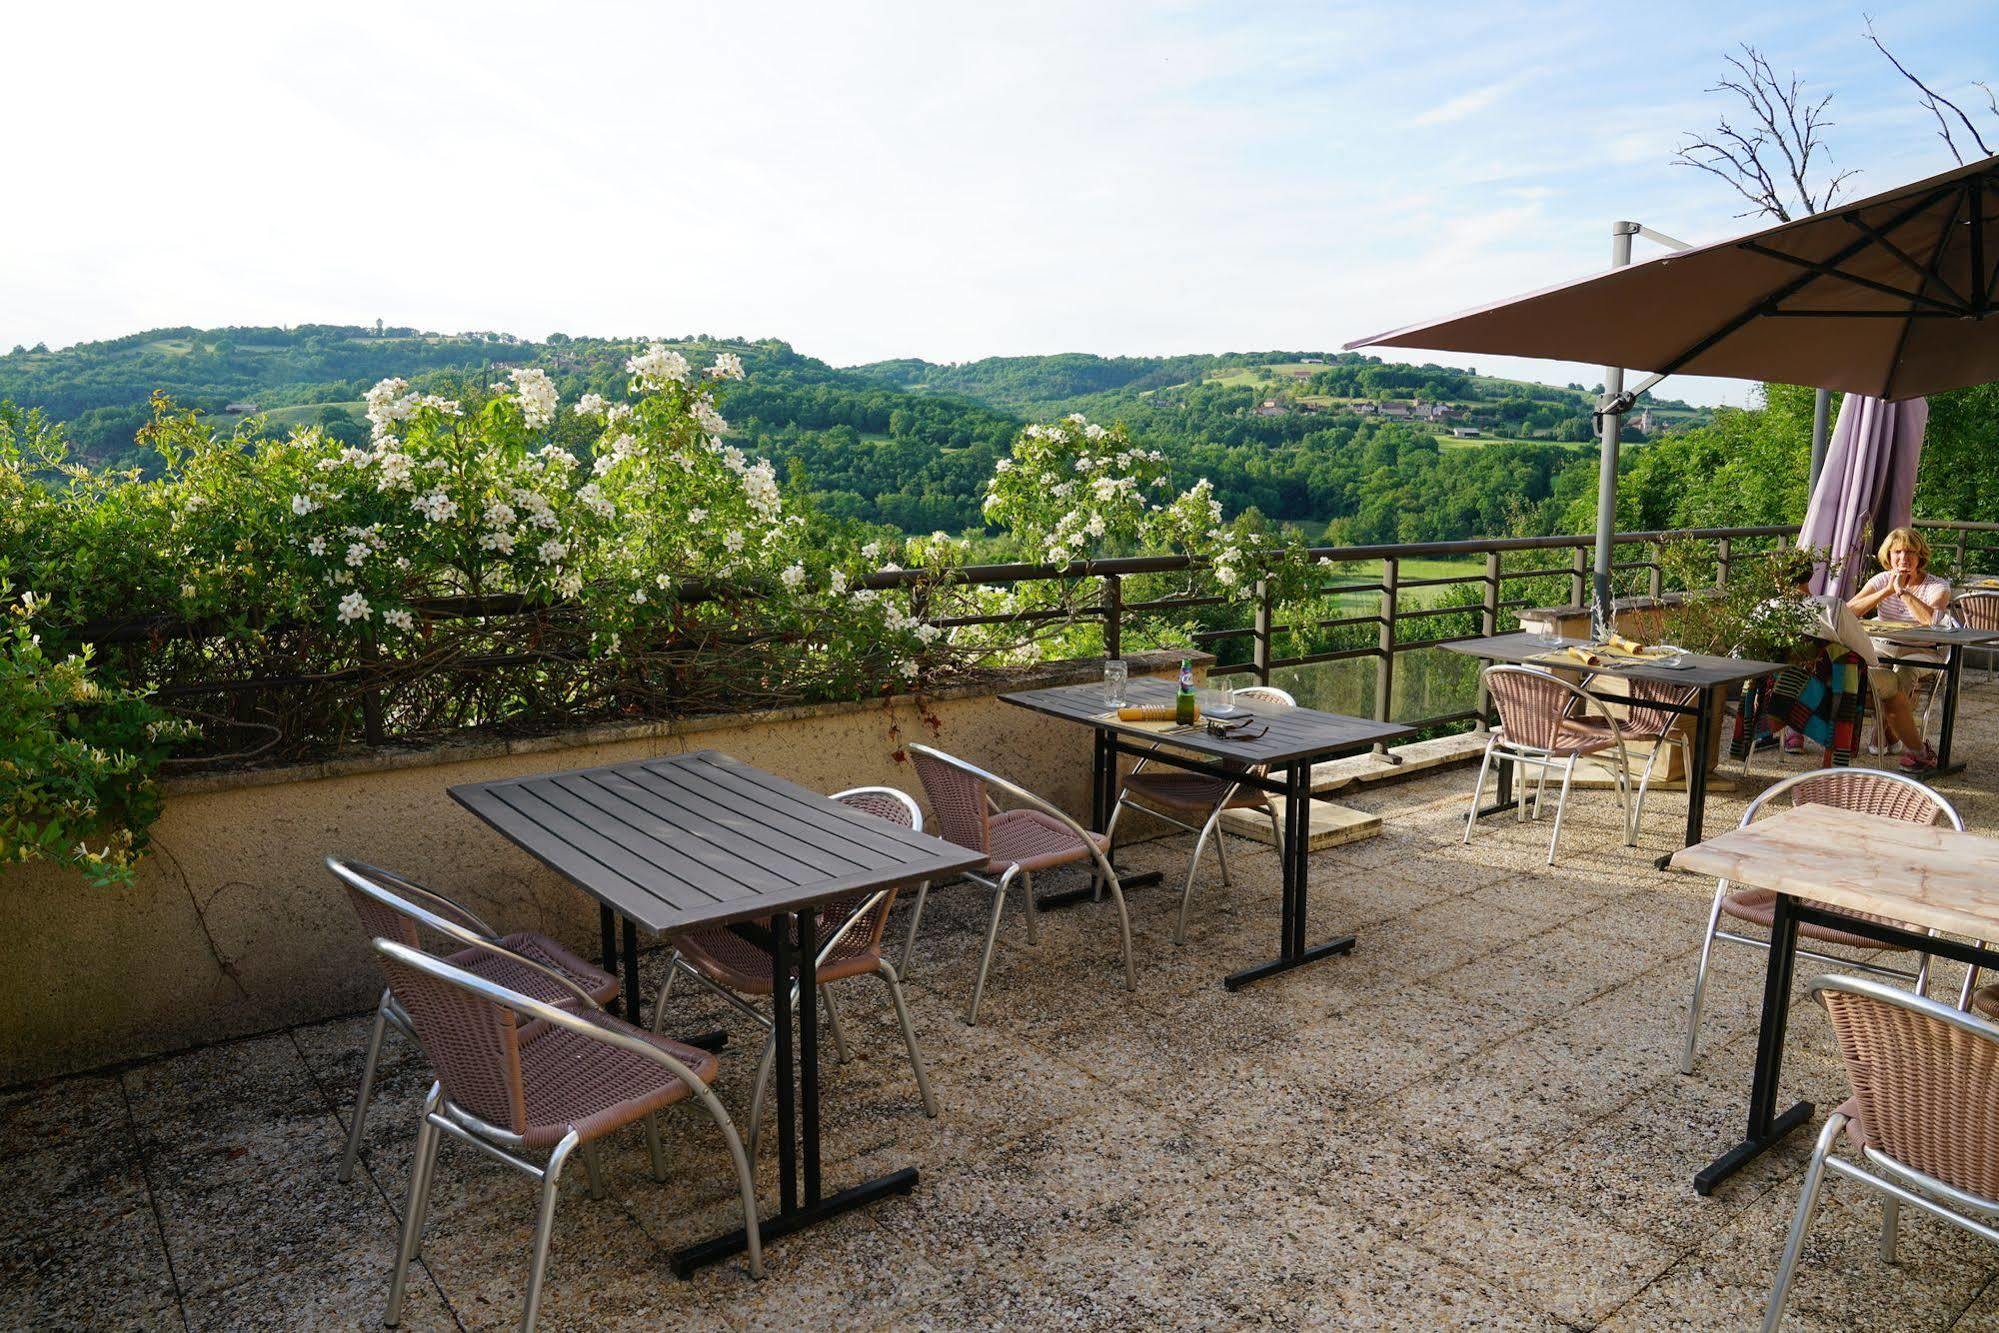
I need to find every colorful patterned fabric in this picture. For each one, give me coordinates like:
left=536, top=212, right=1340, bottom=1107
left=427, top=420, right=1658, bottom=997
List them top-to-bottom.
left=1731, top=645, right=1870, bottom=767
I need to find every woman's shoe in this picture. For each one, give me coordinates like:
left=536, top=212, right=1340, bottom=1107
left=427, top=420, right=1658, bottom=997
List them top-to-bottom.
left=1899, top=745, right=1939, bottom=773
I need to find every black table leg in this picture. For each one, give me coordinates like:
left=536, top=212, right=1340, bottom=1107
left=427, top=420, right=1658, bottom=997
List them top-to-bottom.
left=1935, top=644, right=1965, bottom=775
left=1655, top=689, right=1718, bottom=870
left=1038, top=725, right=1162, bottom=909
left=1477, top=740, right=1519, bottom=821
left=1225, top=759, right=1354, bottom=989
left=1695, top=892, right=1813, bottom=1194
left=599, top=905, right=619, bottom=1016
left=670, top=907, right=920, bottom=1277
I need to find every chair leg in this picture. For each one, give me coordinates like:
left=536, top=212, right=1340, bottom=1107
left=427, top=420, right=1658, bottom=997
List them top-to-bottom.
left=1463, top=740, right=1496, bottom=845
left=1631, top=741, right=1664, bottom=842
left=1613, top=751, right=1636, bottom=847
left=1545, top=755, right=1578, bottom=864
left=1174, top=812, right=1223, bottom=947
left=1213, top=817, right=1234, bottom=888
left=1101, top=866, right=1137, bottom=994
left=966, top=867, right=1018, bottom=1026
left=1019, top=870, right=1040, bottom=947
left=898, top=882, right=930, bottom=978
left=1681, top=887, right=1728, bottom=1075
left=1912, top=950, right=1932, bottom=1000
left=648, top=952, right=683, bottom=1034
left=879, top=959, right=939, bottom=1118
left=1960, top=965, right=1983, bottom=1012
left=822, top=981, right=852, bottom=1064
left=339, top=994, right=393, bottom=1184
left=746, top=1026, right=779, bottom=1164
left=385, top=1083, right=443, bottom=1327
left=687, top=1085, right=763, bottom=1279
left=643, top=1112, right=667, bottom=1182
left=1761, top=1115, right=1844, bottom=1333
left=522, top=1132, right=580, bottom=1333
left=579, top=1141, right=607, bottom=1201
left=1880, top=1196, right=1901, bottom=1263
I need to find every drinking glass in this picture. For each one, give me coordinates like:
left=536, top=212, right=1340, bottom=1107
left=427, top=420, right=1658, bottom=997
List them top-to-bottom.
left=1102, top=659, right=1128, bottom=707
left=1199, top=685, right=1235, bottom=717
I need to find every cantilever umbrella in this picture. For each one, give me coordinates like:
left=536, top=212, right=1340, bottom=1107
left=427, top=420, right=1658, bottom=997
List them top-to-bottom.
left=1344, top=153, right=1999, bottom=621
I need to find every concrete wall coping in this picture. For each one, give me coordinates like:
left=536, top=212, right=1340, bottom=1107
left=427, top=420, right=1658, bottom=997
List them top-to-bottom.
left=160, top=648, right=1214, bottom=798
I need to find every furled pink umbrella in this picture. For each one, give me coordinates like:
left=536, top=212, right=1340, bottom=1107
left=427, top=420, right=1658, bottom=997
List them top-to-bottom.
left=1799, top=394, right=1928, bottom=597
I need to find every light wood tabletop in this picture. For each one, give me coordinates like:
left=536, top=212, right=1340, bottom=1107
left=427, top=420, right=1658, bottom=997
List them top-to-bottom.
left=1669, top=803, right=1999, bottom=943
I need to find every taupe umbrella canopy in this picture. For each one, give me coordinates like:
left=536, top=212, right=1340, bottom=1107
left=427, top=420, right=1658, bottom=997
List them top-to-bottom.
left=1346, top=155, right=1999, bottom=401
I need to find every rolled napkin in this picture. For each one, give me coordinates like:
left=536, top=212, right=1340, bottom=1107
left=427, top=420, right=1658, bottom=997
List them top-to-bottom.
left=1860, top=618, right=1921, bottom=635
left=1532, top=640, right=1679, bottom=668
left=1116, top=704, right=1196, bottom=722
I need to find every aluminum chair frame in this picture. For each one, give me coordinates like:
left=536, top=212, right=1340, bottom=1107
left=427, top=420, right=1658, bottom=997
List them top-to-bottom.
left=1463, top=665, right=1638, bottom=865
left=1596, top=681, right=1701, bottom=838
left=1101, top=685, right=1292, bottom=945
left=905, top=743, right=1136, bottom=1026
left=1679, top=768, right=1959, bottom=1075
left=647, top=787, right=939, bottom=1165
left=328, top=857, right=613, bottom=1185
left=372, top=939, right=761, bottom=1332
left=1763, top=975, right=1999, bottom=1332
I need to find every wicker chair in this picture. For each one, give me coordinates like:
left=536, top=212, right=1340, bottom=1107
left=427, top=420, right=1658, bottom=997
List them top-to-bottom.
left=1955, top=590, right=1999, bottom=682
left=1463, top=665, right=1637, bottom=864
left=1593, top=678, right=1701, bottom=837
left=1102, top=685, right=1292, bottom=945
left=906, top=743, right=1135, bottom=1025
left=1679, top=769, right=1957, bottom=1075
left=647, top=787, right=938, bottom=1164
left=327, top=858, right=619, bottom=1185
left=372, top=939, right=761, bottom=1331
left=1762, top=975, right=1999, bottom=1331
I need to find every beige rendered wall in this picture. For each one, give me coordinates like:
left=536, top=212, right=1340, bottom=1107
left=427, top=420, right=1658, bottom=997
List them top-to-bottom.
left=0, top=654, right=1190, bottom=1085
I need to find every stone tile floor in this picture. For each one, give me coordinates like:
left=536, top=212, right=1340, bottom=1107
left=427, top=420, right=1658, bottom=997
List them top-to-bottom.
left=13, top=682, right=1999, bottom=1329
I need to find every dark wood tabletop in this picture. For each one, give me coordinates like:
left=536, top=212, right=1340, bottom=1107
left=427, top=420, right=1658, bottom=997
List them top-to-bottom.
left=1865, top=622, right=1999, bottom=649
left=1440, top=631, right=1786, bottom=690
left=1000, top=676, right=1413, bottom=766
left=449, top=750, right=986, bottom=936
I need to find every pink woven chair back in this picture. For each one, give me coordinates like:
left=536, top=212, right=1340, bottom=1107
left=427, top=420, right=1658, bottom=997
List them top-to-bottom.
left=1956, top=592, right=1999, bottom=633
left=1486, top=667, right=1576, bottom=751
left=1620, top=678, right=1698, bottom=736
left=909, top=749, right=991, bottom=855
left=1784, top=771, right=1944, bottom=826
left=819, top=789, right=918, bottom=963
left=338, top=862, right=493, bottom=956
left=374, top=947, right=528, bottom=1135
left=1821, top=986, right=1999, bottom=1201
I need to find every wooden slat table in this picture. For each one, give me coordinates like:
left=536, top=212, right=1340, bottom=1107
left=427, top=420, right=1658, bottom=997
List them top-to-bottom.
left=1862, top=621, right=1999, bottom=774
left=1443, top=632, right=1786, bottom=867
left=1001, top=676, right=1413, bottom=989
left=450, top=750, right=986, bottom=1274
left=1669, top=803, right=1999, bottom=1193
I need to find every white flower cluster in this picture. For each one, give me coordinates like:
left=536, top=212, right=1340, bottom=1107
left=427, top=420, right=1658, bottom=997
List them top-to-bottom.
left=626, top=343, right=690, bottom=393
left=708, top=352, right=746, bottom=381
left=509, top=367, right=559, bottom=429
left=364, top=377, right=462, bottom=443
left=573, top=392, right=608, bottom=418
left=413, top=489, right=458, bottom=523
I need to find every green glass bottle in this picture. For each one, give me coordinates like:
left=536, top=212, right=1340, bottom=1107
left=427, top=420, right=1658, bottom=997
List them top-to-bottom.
left=1175, top=657, right=1197, bottom=725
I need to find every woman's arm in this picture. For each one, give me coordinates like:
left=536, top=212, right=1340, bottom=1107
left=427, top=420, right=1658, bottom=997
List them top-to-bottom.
left=1847, top=576, right=1894, bottom=616
left=1900, top=576, right=1948, bottom=624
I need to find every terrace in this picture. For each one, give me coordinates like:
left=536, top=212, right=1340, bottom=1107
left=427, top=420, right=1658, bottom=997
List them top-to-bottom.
left=12, top=658, right=1999, bottom=1329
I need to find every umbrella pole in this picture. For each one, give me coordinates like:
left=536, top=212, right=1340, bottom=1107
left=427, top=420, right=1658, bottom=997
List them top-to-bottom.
left=1591, top=222, right=1639, bottom=638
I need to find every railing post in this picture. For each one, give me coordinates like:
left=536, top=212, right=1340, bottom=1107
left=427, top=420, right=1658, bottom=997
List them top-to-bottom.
left=1715, top=536, right=1732, bottom=589
left=1646, top=539, right=1663, bottom=601
left=1570, top=545, right=1588, bottom=611
left=1476, top=549, right=1500, bottom=733
left=1374, top=557, right=1398, bottom=754
left=1100, top=572, right=1122, bottom=661
left=1252, top=579, right=1273, bottom=685
left=359, top=633, right=385, bottom=747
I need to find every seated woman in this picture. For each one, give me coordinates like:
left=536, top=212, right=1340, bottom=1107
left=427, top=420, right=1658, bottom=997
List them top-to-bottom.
left=1845, top=526, right=1951, bottom=763
left=1769, top=557, right=1934, bottom=770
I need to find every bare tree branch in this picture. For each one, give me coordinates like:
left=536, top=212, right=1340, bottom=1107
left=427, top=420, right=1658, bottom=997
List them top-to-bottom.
left=1863, top=15, right=1993, bottom=163
left=1675, top=44, right=1857, bottom=222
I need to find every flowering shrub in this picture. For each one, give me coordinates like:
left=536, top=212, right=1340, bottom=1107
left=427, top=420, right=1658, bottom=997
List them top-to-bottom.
left=0, top=587, right=197, bottom=886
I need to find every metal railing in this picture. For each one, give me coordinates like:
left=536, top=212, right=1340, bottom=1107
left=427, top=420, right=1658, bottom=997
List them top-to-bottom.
left=74, top=522, right=1817, bottom=760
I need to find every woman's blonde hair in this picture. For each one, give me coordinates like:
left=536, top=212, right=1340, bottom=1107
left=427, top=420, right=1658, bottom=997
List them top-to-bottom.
left=1877, top=526, right=1931, bottom=571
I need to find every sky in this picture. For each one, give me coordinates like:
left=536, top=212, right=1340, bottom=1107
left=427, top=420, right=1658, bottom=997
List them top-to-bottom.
left=2, top=0, right=1993, bottom=406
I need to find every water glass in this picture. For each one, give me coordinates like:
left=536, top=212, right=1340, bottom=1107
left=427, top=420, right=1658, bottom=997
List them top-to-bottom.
left=1102, top=659, right=1128, bottom=707
left=1199, top=685, right=1233, bottom=716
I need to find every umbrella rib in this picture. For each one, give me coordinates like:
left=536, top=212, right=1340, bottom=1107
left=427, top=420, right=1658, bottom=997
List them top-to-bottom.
left=1973, top=175, right=1991, bottom=313
left=1648, top=183, right=1963, bottom=385
left=1842, top=210, right=1971, bottom=309
left=1738, top=242, right=1966, bottom=315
